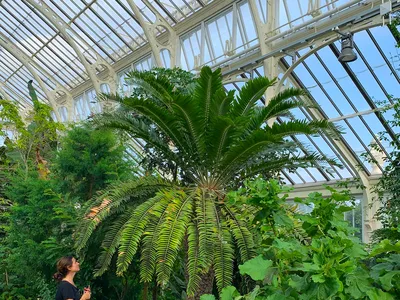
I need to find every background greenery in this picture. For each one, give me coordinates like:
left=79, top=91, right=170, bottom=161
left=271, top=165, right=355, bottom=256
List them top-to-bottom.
left=0, top=69, right=399, bottom=300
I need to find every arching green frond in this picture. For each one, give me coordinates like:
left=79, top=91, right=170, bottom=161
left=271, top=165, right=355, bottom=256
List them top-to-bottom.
left=194, top=66, right=222, bottom=125
left=192, top=67, right=222, bottom=156
left=125, top=70, right=175, bottom=107
left=231, top=77, right=276, bottom=118
left=268, top=87, right=306, bottom=106
left=214, top=89, right=235, bottom=116
left=97, top=92, right=126, bottom=105
left=171, top=95, right=202, bottom=158
left=244, top=98, right=306, bottom=134
left=120, top=99, right=189, bottom=151
left=92, top=111, right=182, bottom=164
left=207, top=116, right=236, bottom=165
left=269, top=119, right=342, bottom=138
left=218, top=130, right=282, bottom=180
left=243, top=154, right=340, bottom=179
left=75, top=177, right=168, bottom=253
left=196, top=189, right=216, bottom=270
left=156, top=190, right=193, bottom=285
left=116, top=194, right=165, bottom=275
left=139, top=196, right=170, bottom=282
left=223, top=205, right=255, bottom=263
left=213, top=206, right=234, bottom=292
left=94, top=208, right=133, bottom=277
left=186, top=220, right=203, bottom=296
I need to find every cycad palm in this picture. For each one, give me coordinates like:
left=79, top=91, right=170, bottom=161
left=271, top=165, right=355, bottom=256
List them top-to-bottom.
left=76, top=66, right=338, bottom=297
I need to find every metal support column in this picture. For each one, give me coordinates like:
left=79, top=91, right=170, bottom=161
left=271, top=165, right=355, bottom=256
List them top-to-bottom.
left=126, top=0, right=178, bottom=67
left=248, top=0, right=279, bottom=125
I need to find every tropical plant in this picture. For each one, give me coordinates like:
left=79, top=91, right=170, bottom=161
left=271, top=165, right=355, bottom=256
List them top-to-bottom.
left=76, top=66, right=339, bottom=298
left=0, top=81, right=64, bottom=178
left=369, top=97, right=400, bottom=242
left=54, top=124, right=134, bottom=200
left=202, top=179, right=399, bottom=300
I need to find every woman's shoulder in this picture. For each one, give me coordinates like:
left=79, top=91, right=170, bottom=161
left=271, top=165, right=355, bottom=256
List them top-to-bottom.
left=58, top=280, right=78, bottom=289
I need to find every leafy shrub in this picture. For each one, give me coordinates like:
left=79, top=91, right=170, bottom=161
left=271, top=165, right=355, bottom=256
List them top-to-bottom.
left=202, top=179, right=399, bottom=299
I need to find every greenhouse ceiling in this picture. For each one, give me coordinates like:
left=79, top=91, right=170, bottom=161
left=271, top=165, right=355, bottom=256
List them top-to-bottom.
left=0, top=0, right=399, bottom=187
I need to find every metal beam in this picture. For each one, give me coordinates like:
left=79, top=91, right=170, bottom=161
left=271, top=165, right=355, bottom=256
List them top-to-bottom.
left=24, top=0, right=118, bottom=100
left=65, top=0, right=236, bottom=98
left=126, top=0, right=178, bottom=67
left=222, top=0, right=399, bottom=78
left=248, top=0, right=279, bottom=127
left=0, top=33, right=62, bottom=121
left=280, top=58, right=380, bottom=243
left=0, top=80, right=32, bottom=110
left=284, top=176, right=381, bottom=200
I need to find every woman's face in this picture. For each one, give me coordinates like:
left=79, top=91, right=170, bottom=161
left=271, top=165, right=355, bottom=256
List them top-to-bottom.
left=68, top=257, right=80, bottom=273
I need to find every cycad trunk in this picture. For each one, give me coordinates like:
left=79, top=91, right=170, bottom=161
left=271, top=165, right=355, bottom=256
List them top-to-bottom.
left=188, top=269, right=214, bottom=300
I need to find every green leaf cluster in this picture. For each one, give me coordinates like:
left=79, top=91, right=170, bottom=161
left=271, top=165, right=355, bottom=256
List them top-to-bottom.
left=207, top=179, right=400, bottom=300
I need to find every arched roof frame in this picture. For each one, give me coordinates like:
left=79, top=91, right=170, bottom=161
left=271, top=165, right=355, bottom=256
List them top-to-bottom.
left=24, top=0, right=118, bottom=97
left=0, top=32, right=63, bottom=120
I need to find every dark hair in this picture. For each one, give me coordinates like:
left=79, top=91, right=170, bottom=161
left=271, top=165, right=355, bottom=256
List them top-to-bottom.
left=53, top=256, right=74, bottom=282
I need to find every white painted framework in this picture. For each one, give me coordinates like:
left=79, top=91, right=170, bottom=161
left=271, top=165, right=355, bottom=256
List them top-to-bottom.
left=1, top=0, right=400, bottom=242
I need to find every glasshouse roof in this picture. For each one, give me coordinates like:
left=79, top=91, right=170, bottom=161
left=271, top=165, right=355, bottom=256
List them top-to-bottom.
left=0, top=0, right=399, bottom=186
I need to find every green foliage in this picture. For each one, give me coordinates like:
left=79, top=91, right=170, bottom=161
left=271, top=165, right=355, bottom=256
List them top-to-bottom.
left=387, top=13, right=400, bottom=47
left=79, top=66, right=338, bottom=297
left=0, top=87, right=64, bottom=178
left=370, top=97, right=400, bottom=242
left=0, top=100, right=26, bottom=135
left=0, top=115, right=140, bottom=298
left=55, top=124, right=134, bottom=200
left=0, top=170, right=77, bottom=297
left=201, top=179, right=400, bottom=299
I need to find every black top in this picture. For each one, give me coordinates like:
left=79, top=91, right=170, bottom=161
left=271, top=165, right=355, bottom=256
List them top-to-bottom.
left=55, top=281, right=81, bottom=300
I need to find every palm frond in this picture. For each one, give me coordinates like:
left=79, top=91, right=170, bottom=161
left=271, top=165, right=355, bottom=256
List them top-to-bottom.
left=194, top=66, right=222, bottom=125
left=192, top=67, right=223, bottom=156
left=125, top=70, right=175, bottom=108
left=231, top=77, right=276, bottom=118
left=268, top=87, right=307, bottom=107
left=215, top=89, right=235, bottom=116
left=171, top=94, right=203, bottom=159
left=244, top=97, right=306, bottom=134
left=119, top=99, right=189, bottom=151
left=92, top=111, right=181, bottom=163
left=207, top=116, right=236, bottom=166
left=269, top=119, right=342, bottom=138
left=218, top=130, right=282, bottom=179
left=75, top=177, right=167, bottom=253
left=196, top=188, right=216, bottom=270
left=156, top=190, right=193, bottom=285
left=116, top=194, right=165, bottom=275
left=140, top=199, right=170, bottom=282
left=223, top=205, right=255, bottom=263
left=213, top=206, right=234, bottom=292
left=94, top=208, right=133, bottom=276
left=186, top=220, right=203, bottom=296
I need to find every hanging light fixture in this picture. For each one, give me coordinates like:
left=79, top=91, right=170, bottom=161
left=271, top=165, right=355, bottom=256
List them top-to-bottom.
left=338, top=32, right=357, bottom=63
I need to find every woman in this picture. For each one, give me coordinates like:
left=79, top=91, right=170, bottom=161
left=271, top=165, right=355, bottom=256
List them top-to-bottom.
left=53, top=256, right=91, bottom=300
